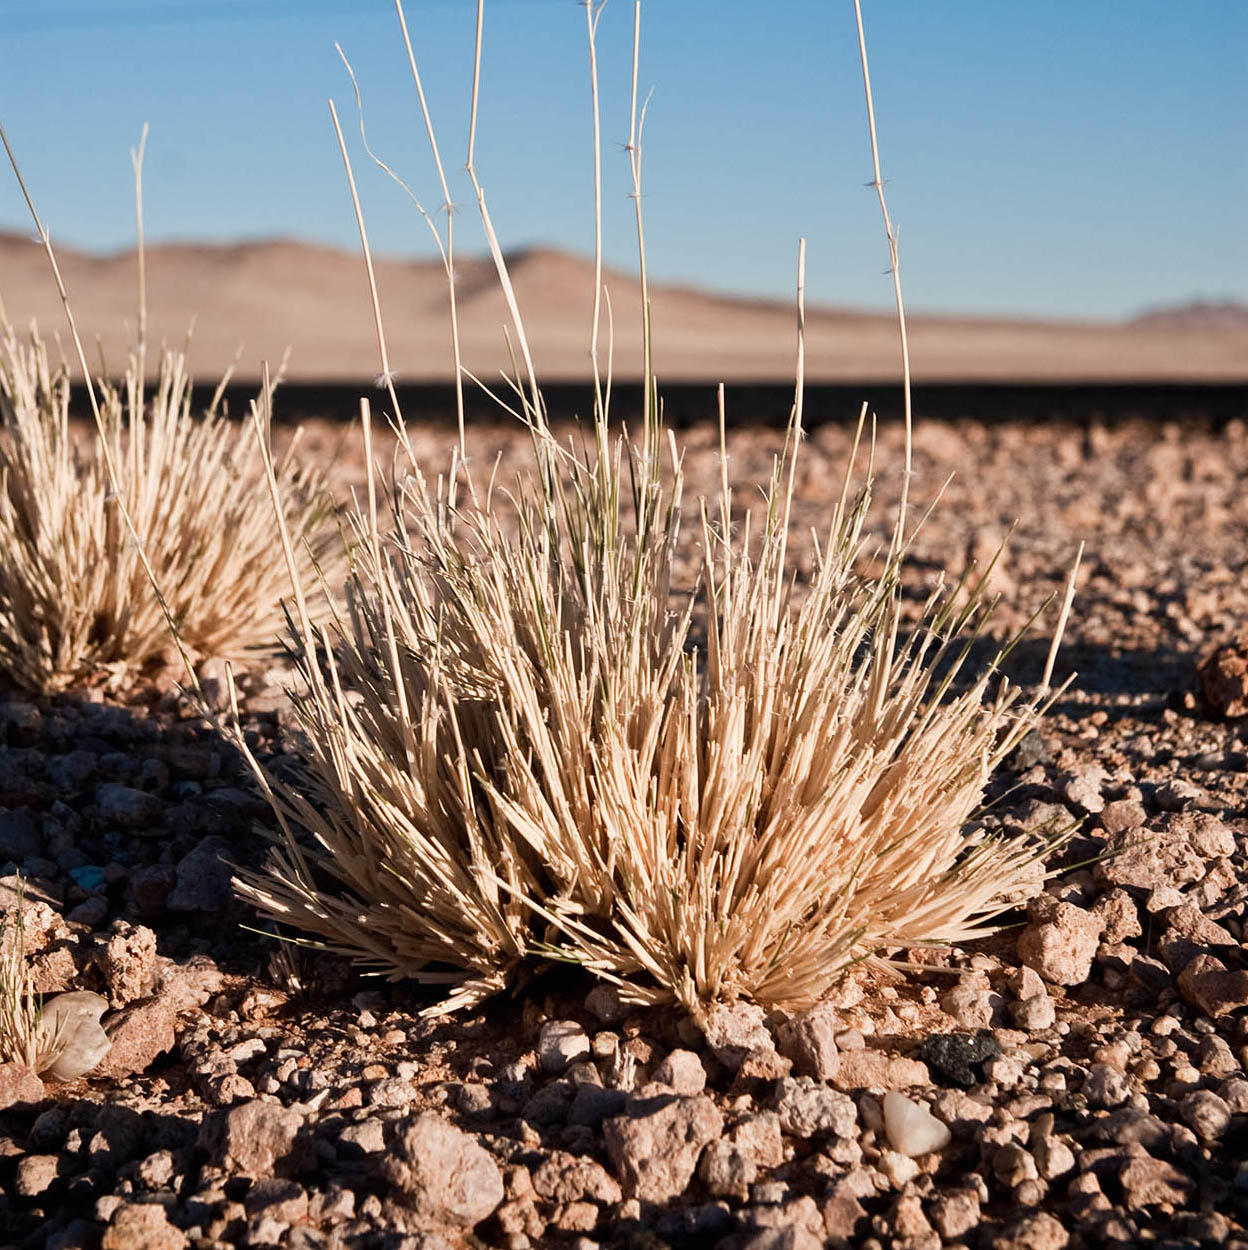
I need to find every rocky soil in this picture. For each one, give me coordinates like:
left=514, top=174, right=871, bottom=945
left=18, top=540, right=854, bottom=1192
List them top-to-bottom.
left=2, top=414, right=1247, bottom=1250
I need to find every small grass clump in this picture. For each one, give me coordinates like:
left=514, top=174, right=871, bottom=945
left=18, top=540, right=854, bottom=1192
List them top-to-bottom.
left=227, top=0, right=1072, bottom=1020
left=0, top=127, right=343, bottom=695
left=0, top=322, right=340, bottom=693
left=1, top=884, right=111, bottom=1080
left=0, top=887, right=41, bottom=1071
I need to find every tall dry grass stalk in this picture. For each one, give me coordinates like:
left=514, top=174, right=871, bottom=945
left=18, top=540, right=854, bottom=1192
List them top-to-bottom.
left=224, top=0, right=1071, bottom=1019
left=0, top=126, right=343, bottom=694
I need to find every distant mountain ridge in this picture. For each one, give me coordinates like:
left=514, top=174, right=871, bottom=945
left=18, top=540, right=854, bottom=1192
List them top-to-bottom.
left=1, top=232, right=1245, bottom=384
left=1130, top=298, right=1248, bottom=332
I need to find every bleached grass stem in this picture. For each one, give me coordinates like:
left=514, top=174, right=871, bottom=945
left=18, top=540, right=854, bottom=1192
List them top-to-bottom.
left=393, top=0, right=469, bottom=454
left=464, top=0, right=544, bottom=430
left=584, top=0, right=607, bottom=416
left=853, top=0, right=912, bottom=552
left=328, top=99, right=406, bottom=439
left=130, top=123, right=149, bottom=375
left=1042, top=539, right=1084, bottom=692
left=0, top=885, right=40, bottom=1071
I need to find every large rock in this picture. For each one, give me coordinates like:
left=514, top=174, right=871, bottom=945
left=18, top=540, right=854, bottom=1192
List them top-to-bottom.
left=1198, top=635, right=1248, bottom=718
left=95, top=783, right=162, bottom=830
left=0, top=807, right=40, bottom=861
left=1163, top=811, right=1236, bottom=858
left=1096, top=812, right=1233, bottom=893
left=167, top=836, right=237, bottom=912
left=0, top=887, right=65, bottom=954
left=1017, top=902, right=1101, bottom=985
left=92, top=921, right=160, bottom=1007
left=1178, top=955, right=1248, bottom=1018
left=95, top=994, right=180, bottom=1079
left=702, top=1001, right=774, bottom=1070
left=774, top=1002, right=840, bottom=1081
left=652, top=1048, right=707, bottom=1095
left=832, top=1049, right=930, bottom=1091
left=0, top=1061, right=44, bottom=1110
left=773, top=1077, right=858, bottom=1139
left=604, top=1088, right=723, bottom=1202
left=1180, top=1089, right=1231, bottom=1140
left=199, top=1099, right=309, bottom=1176
left=379, top=1112, right=503, bottom=1229
left=532, top=1151, right=622, bottom=1205
left=14, top=1153, right=62, bottom=1197
left=1119, top=1154, right=1196, bottom=1208
left=100, top=1201, right=187, bottom=1250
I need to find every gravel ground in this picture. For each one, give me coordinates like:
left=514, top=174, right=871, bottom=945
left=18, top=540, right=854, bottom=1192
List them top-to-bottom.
left=2, top=413, right=1247, bottom=1250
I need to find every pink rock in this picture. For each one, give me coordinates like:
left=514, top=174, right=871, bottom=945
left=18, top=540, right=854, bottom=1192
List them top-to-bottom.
left=1198, top=635, right=1248, bottom=718
left=1017, top=902, right=1101, bottom=985
left=92, top=921, right=160, bottom=1007
left=1178, top=955, right=1248, bottom=1018
left=95, top=994, right=179, bottom=1079
left=774, top=1002, right=841, bottom=1081
left=651, top=1048, right=707, bottom=1095
left=832, top=1049, right=930, bottom=1091
left=0, top=1061, right=44, bottom=1110
left=605, top=1090, right=723, bottom=1202
left=199, top=1099, right=310, bottom=1176
left=380, top=1112, right=504, bottom=1229
left=532, top=1151, right=622, bottom=1205
left=1119, top=1155, right=1196, bottom=1208
left=101, top=1201, right=187, bottom=1250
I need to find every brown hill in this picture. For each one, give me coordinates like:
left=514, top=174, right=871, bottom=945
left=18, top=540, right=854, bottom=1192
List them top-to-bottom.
left=2, top=232, right=1245, bottom=384
left=1129, top=298, right=1248, bottom=333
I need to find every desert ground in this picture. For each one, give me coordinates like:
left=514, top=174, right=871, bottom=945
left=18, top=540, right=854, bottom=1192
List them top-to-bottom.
left=2, top=402, right=1248, bottom=1250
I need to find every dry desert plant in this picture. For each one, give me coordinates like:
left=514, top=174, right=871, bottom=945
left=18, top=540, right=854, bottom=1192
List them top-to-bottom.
left=225, top=0, right=1074, bottom=1020
left=0, top=129, right=343, bottom=694
left=0, top=322, right=340, bottom=692
left=0, top=883, right=112, bottom=1079
left=0, top=883, right=41, bottom=1071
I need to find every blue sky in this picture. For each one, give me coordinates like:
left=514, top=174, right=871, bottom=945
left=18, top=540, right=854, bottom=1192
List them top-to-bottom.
left=0, top=0, right=1244, bottom=318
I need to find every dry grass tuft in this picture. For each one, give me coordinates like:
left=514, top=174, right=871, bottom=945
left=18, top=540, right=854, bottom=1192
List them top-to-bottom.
left=224, top=0, right=1072, bottom=1019
left=0, top=119, right=344, bottom=695
left=0, top=321, right=342, bottom=693
left=237, top=397, right=1058, bottom=1017
left=0, top=883, right=112, bottom=1078
left=0, top=884, right=41, bottom=1070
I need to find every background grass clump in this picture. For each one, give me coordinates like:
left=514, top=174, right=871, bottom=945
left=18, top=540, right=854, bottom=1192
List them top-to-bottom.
left=227, top=0, right=1069, bottom=1021
left=0, top=119, right=344, bottom=696
left=0, top=315, right=342, bottom=695
left=0, top=317, right=342, bottom=700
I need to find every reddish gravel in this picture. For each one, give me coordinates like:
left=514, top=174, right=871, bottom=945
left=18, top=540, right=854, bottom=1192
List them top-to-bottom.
left=1, top=413, right=1247, bottom=1250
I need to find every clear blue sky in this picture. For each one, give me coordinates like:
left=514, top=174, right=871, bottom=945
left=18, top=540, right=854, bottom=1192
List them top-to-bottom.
left=0, top=0, right=1244, bottom=318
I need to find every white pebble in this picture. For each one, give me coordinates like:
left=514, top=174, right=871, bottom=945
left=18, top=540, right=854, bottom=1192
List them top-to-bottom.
left=538, top=1019, right=590, bottom=1074
left=882, top=1091, right=952, bottom=1158
left=878, top=1149, right=920, bottom=1187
